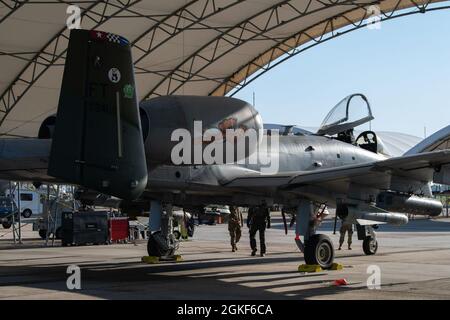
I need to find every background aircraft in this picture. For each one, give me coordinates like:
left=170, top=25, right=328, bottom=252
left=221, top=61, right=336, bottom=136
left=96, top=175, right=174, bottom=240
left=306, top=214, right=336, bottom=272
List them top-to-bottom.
left=0, top=29, right=449, bottom=268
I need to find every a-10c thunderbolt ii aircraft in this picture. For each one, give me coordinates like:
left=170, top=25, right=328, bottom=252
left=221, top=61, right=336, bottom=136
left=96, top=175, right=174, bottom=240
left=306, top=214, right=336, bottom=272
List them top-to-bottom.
left=0, top=29, right=449, bottom=269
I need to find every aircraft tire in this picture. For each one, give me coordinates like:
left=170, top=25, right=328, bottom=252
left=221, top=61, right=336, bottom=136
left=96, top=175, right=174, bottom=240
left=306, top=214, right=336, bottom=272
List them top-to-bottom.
left=147, top=231, right=175, bottom=257
left=304, top=234, right=335, bottom=269
left=363, top=236, right=378, bottom=255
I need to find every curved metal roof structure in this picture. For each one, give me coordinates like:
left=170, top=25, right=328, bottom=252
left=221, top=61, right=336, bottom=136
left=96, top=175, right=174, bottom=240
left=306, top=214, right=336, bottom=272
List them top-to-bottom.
left=1, top=0, right=449, bottom=138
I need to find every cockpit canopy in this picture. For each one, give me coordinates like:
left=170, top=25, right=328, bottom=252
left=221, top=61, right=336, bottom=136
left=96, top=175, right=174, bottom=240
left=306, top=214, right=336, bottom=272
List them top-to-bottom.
left=317, top=94, right=374, bottom=136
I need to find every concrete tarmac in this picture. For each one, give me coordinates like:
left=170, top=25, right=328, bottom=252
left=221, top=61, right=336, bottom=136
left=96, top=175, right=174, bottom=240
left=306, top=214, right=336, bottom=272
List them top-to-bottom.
left=0, top=216, right=450, bottom=300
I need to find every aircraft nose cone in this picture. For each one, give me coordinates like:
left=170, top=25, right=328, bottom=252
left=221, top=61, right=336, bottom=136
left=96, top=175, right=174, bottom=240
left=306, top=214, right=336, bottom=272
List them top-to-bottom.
left=389, top=213, right=409, bottom=225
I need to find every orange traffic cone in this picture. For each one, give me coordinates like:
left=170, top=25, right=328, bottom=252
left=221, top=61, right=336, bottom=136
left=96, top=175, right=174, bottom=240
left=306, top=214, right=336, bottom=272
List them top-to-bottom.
left=332, top=278, right=349, bottom=286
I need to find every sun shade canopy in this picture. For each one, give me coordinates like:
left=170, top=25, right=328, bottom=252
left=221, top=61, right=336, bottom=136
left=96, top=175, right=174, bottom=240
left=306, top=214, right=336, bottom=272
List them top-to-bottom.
left=0, top=0, right=447, bottom=138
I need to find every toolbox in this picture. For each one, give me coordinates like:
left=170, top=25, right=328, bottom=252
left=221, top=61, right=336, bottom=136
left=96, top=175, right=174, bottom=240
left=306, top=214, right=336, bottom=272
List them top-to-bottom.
left=61, top=211, right=109, bottom=246
left=109, top=217, right=129, bottom=242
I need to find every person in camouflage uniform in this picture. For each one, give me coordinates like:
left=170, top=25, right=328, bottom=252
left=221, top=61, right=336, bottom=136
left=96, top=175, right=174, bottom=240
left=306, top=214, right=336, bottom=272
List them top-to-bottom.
left=228, top=206, right=243, bottom=252
left=338, top=221, right=353, bottom=250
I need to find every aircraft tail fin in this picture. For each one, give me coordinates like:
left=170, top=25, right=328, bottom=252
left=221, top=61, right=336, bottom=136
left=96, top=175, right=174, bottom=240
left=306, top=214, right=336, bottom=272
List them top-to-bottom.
left=48, top=29, right=147, bottom=200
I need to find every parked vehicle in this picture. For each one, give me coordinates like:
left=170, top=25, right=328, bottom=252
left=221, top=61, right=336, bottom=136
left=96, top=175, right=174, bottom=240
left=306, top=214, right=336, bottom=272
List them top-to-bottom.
left=7, top=189, right=43, bottom=218
left=0, top=196, right=18, bottom=229
left=33, top=199, right=75, bottom=239
left=199, top=205, right=230, bottom=225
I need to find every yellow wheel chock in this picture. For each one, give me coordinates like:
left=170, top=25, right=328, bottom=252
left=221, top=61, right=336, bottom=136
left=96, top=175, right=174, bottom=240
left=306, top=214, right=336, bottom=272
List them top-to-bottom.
left=141, top=255, right=183, bottom=264
left=141, top=256, right=160, bottom=264
left=298, top=262, right=344, bottom=272
left=330, top=262, right=344, bottom=270
left=298, top=264, right=323, bottom=273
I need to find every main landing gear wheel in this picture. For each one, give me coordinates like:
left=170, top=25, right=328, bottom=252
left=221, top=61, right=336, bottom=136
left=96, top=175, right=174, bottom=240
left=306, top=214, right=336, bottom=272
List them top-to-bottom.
left=147, top=231, right=176, bottom=257
left=304, top=234, right=335, bottom=269
left=363, top=236, right=378, bottom=255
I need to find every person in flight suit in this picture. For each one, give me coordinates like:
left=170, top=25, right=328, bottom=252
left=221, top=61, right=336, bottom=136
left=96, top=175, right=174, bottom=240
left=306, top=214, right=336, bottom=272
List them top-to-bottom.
left=247, top=205, right=271, bottom=257
left=228, top=206, right=243, bottom=252
left=338, top=221, right=354, bottom=250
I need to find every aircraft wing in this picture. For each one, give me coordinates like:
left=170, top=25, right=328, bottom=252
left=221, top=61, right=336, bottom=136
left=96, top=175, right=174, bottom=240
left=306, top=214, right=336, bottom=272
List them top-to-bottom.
left=0, top=139, right=54, bottom=181
left=223, top=150, right=450, bottom=190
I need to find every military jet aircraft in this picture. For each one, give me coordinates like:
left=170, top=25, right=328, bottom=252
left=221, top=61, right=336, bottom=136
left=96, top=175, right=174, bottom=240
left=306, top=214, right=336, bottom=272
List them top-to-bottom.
left=0, top=29, right=449, bottom=268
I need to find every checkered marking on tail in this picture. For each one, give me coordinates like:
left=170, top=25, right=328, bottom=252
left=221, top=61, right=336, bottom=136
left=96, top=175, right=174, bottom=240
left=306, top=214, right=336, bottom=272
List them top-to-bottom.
left=90, top=30, right=129, bottom=46
left=107, top=33, right=120, bottom=44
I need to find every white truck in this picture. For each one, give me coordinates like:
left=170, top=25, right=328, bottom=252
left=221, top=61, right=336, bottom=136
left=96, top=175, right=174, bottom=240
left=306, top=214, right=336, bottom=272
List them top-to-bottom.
left=7, top=189, right=43, bottom=218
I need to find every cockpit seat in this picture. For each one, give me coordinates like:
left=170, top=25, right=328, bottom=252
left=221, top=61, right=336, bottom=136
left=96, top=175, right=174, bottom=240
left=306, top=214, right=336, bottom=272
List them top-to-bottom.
left=356, top=131, right=378, bottom=153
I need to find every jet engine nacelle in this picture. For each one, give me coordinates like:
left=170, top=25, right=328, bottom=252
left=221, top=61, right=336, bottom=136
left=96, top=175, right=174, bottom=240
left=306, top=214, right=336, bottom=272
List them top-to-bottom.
left=139, top=96, right=263, bottom=166
left=38, top=115, right=57, bottom=139
left=376, top=191, right=443, bottom=217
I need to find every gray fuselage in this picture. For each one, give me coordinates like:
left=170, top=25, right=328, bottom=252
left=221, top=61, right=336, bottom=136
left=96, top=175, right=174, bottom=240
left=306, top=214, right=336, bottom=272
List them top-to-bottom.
left=1, top=134, right=428, bottom=208
left=144, top=134, right=387, bottom=207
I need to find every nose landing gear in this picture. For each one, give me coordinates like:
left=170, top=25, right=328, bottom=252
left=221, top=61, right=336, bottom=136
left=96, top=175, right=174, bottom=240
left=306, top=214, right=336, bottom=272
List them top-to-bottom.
left=294, top=200, right=335, bottom=269
left=304, top=234, right=335, bottom=268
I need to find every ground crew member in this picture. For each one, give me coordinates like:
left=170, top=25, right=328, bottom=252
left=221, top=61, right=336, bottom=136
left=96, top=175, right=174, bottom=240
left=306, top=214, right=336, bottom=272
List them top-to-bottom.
left=247, top=205, right=271, bottom=257
left=228, top=206, right=243, bottom=252
left=338, top=221, right=353, bottom=250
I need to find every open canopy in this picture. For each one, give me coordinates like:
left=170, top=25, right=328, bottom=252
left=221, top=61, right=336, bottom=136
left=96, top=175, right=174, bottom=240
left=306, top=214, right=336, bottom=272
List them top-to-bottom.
left=317, top=94, right=374, bottom=136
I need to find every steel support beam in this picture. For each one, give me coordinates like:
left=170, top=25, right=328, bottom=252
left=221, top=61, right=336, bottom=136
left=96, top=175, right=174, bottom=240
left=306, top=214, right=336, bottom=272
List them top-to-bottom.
left=0, top=0, right=141, bottom=126
left=0, top=0, right=448, bottom=135
left=0, top=0, right=28, bottom=25
left=131, top=0, right=245, bottom=64
left=140, top=0, right=372, bottom=98
left=210, top=0, right=445, bottom=96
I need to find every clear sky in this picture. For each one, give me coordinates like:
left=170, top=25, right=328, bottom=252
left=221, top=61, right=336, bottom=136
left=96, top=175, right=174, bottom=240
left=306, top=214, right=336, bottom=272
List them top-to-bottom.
left=234, top=10, right=450, bottom=138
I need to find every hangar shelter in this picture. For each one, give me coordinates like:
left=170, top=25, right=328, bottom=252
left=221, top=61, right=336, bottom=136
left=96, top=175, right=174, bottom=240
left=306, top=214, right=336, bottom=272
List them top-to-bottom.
left=0, top=0, right=448, bottom=138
